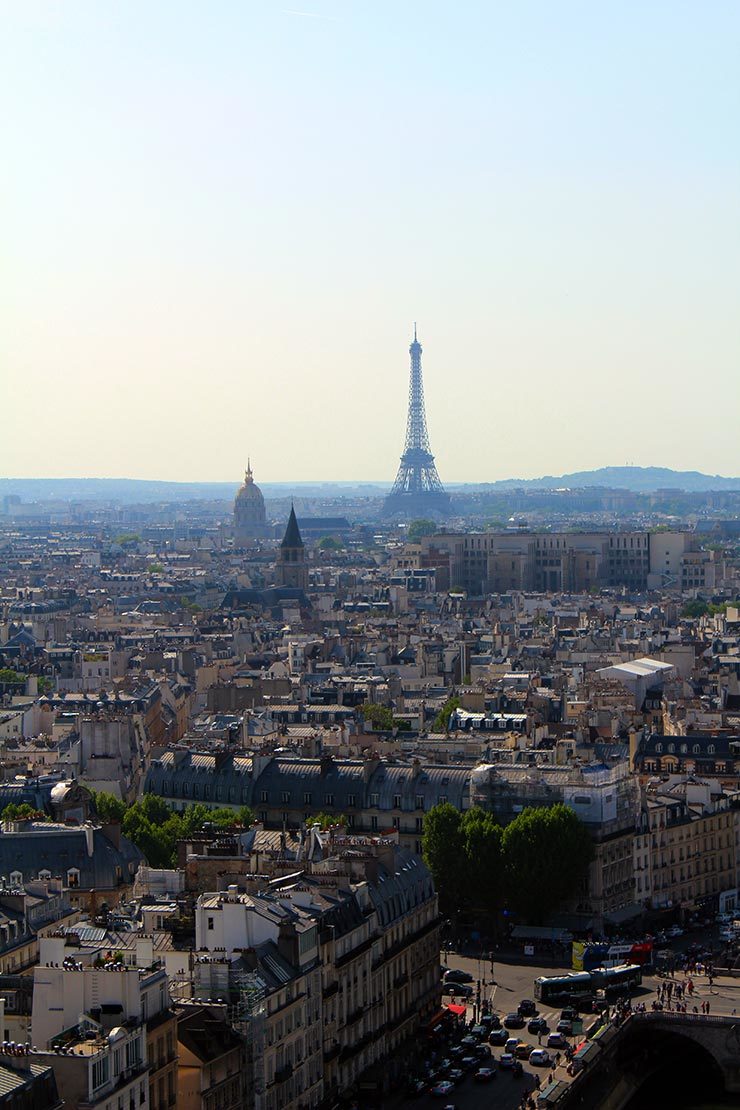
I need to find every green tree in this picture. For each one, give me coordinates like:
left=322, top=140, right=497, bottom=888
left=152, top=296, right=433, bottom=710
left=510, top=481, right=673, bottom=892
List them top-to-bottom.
left=407, top=519, right=436, bottom=543
left=113, top=533, right=141, bottom=545
left=317, top=535, right=343, bottom=551
left=0, top=669, right=24, bottom=687
left=433, top=695, right=461, bottom=733
left=362, top=703, right=395, bottom=730
left=91, top=791, right=127, bottom=823
left=0, top=802, right=48, bottom=822
left=422, top=803, right=465, bottom=913
left=502, top=804, right=593, bottom=924
left=461, top=807, right=503, bottom=917
left=307, top=812, right=348, bottom=830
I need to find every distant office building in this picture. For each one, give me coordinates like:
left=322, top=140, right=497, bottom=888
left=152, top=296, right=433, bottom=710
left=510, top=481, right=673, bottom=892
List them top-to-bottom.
left=234, top=461, right=269, bottom=543
left=275, top=506, right=309, bottom=591
left=414, top=530, right=714, bottom=594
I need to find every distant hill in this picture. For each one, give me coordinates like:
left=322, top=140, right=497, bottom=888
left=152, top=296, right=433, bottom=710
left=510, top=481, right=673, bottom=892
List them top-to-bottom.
left=0, top=466, right=737, bottom=505
left=450, top=467, right=740, bottom=494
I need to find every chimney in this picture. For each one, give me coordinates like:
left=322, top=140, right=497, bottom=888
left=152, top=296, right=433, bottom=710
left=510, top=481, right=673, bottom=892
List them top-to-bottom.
left=277, top=920, right=300, bottom=968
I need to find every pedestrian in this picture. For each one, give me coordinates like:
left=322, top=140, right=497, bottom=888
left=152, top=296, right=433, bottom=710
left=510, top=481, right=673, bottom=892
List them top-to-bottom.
left=706, top=1002, right=710, bottom=1014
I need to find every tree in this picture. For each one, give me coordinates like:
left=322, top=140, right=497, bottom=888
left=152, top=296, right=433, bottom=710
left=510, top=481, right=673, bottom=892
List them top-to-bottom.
left=407, top=519, right=436, bottom=543
left=317, top=535, right=343, bottom=551
left=681, top=599, right=710, bottom=619
left=0, top=669, right=24, bottom=687
left=433, top=695, right=461, bottom=733
left=362, top=703, right=396, bottom=730
left=91, top=791, right=127, bottom=823
left=0, top=802, right=48, bottom=822
left=422, top=803, right=465, bottom=913
left=502, top=804, right=593, bottom=924
left=461, top=807, right=503, bottom=917
left=307, top=812, right=347, bottom=830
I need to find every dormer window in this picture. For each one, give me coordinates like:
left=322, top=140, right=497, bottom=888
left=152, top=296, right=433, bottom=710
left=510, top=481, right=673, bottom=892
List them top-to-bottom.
left=655, top=743, right=663, bottom=754
left=67, top=868, right=80, bottom=889
left=38, top=869, right=52, bottom=881
left=9, top=871, right=22, bottom=887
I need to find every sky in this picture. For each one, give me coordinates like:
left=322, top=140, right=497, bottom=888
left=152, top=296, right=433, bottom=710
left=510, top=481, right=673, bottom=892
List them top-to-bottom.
left=2, top=1, right=739, bottom=484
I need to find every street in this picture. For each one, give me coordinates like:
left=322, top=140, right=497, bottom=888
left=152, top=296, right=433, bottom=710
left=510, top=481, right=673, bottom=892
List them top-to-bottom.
left=386, top=928, right=740, bottom=1110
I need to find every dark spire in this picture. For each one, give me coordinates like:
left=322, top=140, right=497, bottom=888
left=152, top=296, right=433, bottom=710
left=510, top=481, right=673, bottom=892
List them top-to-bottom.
left=281, top=503, right=304, bottom=548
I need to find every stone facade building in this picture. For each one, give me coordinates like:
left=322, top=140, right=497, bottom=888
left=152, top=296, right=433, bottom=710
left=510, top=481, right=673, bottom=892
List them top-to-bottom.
left=234, top=462, right=269, bottom=544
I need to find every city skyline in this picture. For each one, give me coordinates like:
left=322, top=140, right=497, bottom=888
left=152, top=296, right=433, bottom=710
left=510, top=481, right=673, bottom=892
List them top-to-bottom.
left=3, top=2, right=740, bottom=482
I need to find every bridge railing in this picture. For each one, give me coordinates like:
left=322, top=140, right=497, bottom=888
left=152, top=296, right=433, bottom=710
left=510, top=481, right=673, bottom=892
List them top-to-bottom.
left=627, top=1011, right=738, bottom=1026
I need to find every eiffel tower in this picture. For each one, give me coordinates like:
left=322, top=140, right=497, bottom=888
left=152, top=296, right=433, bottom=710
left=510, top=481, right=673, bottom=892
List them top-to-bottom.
left=383, top=327, right=451, bottom=519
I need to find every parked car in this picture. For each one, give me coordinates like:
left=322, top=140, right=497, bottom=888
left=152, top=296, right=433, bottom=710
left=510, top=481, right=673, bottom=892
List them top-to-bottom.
left=667, top=925, right=684, bottom=939
left=443, top=969, right=474, bottom=984
left=518, top=999, right=537, bottom=1016
left=560, top=1008, right=578, bottom=1023
left=504, top=1012, right=525, bottom=1029
left=482, top=1013, right=501, bottom=1030
left=528, top=1017, right=549, bottom=1035
left=557, top=1020, right=573, bottom=1036
left=471, top=1025, right=488, bottom=1040
left=489, top=1028, right=509, bottom=1046
left=547, top=1033, right=568, bottom=1049
left=460, top=1035, right=477, bottom=1049
left=505, top=1038, right=520, bottom=1054
left=515, top=1042, right=534, bottom=1060
left=473, top=1044, right=491, bottom=1060
left=529, top=1049, right=551, bottom=1067
left=499, top=1053, right=516, bottom=1069
left=460, top=1056, right=478, bottom=1073
left=474, top=1067, right=496, bottom=1082
left=448, top=1068, right=464, bottom=1085
left=431, top=1080, right=455, bottom=1097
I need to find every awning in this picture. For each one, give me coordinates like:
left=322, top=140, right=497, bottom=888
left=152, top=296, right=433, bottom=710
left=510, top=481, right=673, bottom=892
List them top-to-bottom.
left=604, top=903, right=643, bottom=925
left=512, top=925, right=573, bottom=942
left=446, top=1003, right=466, bottom=1016
left=537, top=1079, right=569, bottom=1105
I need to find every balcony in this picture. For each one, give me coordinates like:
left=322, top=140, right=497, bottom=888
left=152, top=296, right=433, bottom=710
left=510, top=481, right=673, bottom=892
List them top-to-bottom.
left=347, top=1007, right=364, bottom=1025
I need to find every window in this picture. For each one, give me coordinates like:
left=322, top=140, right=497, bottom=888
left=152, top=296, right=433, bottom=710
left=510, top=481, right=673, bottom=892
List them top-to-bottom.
left=655, top=743, right=663, bottom=754
left=708, top=745, right=716, bottom=754
left=261, top=790, right=269, bottom=803
left=281, top=791, right=290, bottom=804
left=303, top=792, right=312, bottom=806
left=369, top=793, right=379, bottom=807
left=324, top=794, right=334, bottom=807
left=347, top=794, right=356, bottom=808
left=393, top=794, right=401, bottom=809
left=415, top=794, right=424, bottom=810
left=439, top=795, right=447, bottom=806
left=371, top=816, right=378, bottom=831
left=392, top=817, right=400, bottom=830
left=415, top=817, right=423, bottom=833
left=67, top=868, right=79, bottom=888
left=38, top=869, right=51, bottom=881
left=9, top=871, right=22, bottom=887
left=207, top=916, right=214, bottom=930
left=92, top=1056, right=110, bottom=1090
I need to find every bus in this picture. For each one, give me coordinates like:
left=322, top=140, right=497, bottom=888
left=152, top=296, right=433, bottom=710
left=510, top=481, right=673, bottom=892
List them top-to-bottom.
left=572, top=940, right=653, bottom=972
left=591, top=963, right=642, bottom=996
left=534, top=964, right=642, bottom=1006
left=533, top=971, right=594, bottom=1006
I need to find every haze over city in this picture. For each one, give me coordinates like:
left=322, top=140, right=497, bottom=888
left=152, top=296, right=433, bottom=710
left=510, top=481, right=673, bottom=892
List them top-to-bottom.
left=3, top=1, right=739, bottom=484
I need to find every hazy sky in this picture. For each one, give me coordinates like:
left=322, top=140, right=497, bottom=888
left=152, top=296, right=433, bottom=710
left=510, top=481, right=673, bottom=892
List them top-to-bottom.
left=3, top=1, right=739, bottom=484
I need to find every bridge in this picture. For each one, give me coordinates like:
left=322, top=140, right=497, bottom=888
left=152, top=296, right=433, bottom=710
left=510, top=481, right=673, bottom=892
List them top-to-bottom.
left=556, top=1012, right=740, bottom=1109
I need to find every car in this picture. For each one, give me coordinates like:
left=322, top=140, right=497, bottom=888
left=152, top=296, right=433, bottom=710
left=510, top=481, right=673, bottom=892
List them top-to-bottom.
left=716, top=913, right=732, bottom=924
left=667, top=926, right=684, bottom=938
left=720, top=928, right=734, bottom=942
left=443, top=969, right=474, bottom=984
left=443, top=983, right=473, bottom=997
left=518, top=998, right=537, bottom=1016
left=560, top=1008, right=578, bottom=1023
left=504, top=1012, right=525, bottom=1029
left=481, top=1013, right=501, bottom=1029
left=528, top=1017, right=549, bottom=1035
left=557, top=1020, right=573, bottom=1036
left=471, top=1024, right=488, bottom=1040
left=489, top=1028, right=508, bottom=1046
left=547, top=1032, right=568, bottom=1049
left=460, top=1035, right=477, bottom=1048
left=505, top=1038, right=520, bottom=1054
left=515, top=1042, right=534, bottom=1060
left=473, top=1044, right=491, bottom=1060
left=529, top=1049, right=551, bottom=1067
left=499, top=1053, right=516, bottom=1069
left=460, top=1056, right=478, bottom=1073
left=474, top=1067, right=496, bottom=1082
left=448, top=1068, right=464, bottom=1085
left=405, top=1078, right=427, bottom=1098
left=431, top=1080, right=455, bottom=1097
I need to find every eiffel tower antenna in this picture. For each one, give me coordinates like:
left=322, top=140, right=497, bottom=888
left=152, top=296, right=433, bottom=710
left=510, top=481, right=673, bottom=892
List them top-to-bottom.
left=383, top=327, right=450, bottom=519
